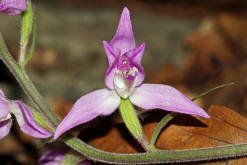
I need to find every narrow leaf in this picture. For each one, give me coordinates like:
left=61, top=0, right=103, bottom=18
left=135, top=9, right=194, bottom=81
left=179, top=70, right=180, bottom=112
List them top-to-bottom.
left=19, top=1, right=33, bottom=65
left=20, top=1, right=32, bottom=45
left=23, top=7, right=36, bottom=66
left=191, top=82, right=235, bottom=101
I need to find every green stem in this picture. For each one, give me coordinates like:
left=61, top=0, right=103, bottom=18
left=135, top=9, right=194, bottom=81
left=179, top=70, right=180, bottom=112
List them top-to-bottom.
left=0, top=33, right=59, bottom=129
left=19, top=42, right=27, bottom=65
left=191, top=82, right=235, bottom=101
left=150, top=112, right=177, bottom=150
left=64, top=136, right=247, bottom=164
left=62, top=151, right=84, bottom=165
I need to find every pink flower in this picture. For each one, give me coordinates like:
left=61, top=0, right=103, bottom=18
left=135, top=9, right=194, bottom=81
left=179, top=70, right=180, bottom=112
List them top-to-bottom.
left=0, top=0, right=27, bottom=16
left=54, top=7, right=209, bottom=140
left=0, top=89, right=51, bottom=139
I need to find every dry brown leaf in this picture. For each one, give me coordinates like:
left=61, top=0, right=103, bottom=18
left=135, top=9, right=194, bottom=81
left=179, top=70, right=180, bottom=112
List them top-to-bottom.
left=182, top=13, right=247, bottom=85
left=184, top=18, right=238, bottom=83
left=51, top=98, right=72, bottom=119
left=89, top=105, right=247, bottom=164
left=152, top=105, right=247, bottom=149
left=0, top=135, right=23, bottom=154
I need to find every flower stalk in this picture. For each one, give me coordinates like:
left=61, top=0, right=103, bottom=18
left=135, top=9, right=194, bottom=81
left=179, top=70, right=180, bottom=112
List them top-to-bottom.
left=119, top=98, right=154, bottom=152
left=149, top=112, right=177, bottom=150
left=64, top=136, right=247, bottom=164
left=61, top=151, right=86, bottom=165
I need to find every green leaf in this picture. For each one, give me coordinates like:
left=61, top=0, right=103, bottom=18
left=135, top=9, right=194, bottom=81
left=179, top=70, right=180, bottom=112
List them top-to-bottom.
left=19, top=1, right=33, bottom=65
left=20, top=1, right=33, bottom=45
left=23, top=9, right=36, bottom=67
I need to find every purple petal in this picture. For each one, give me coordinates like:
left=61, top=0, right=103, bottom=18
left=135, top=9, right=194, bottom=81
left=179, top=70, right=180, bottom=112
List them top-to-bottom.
left=0, top=0, right=27, bottom=16
left=110, top=7, right=135, bottom=54
left=103, top=41, right=120, bottom=89
left=103, top=41, right=120, bottom=66
left=104, top=43, right=146, bottom=90
left=126, top=43, right=146, bottom=86
left=127, top=43, right=145, bottom=66
left=105, top=64, right=118, bottom=90
left=135, top=64, right=145, bottom=87
left=130, top=84, right=210, bottom=118
left=0, top=89, right=10, bottom=119
left=54, top=89, right=120, bottom=140
left=9, top=101, right=52, bottom=138
left=0, top=119, right=12, bottom=140
left=38, top=150, right=65, bottom=165
left=38, top=150, right=92, bottom=165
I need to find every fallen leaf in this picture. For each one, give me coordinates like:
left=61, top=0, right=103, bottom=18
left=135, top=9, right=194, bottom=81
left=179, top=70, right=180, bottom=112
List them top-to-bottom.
left=51, top=98, right=72, bottom=119
left=88, top=105, right=247, bottom=164
left=0, top=135, right=23, bottom=154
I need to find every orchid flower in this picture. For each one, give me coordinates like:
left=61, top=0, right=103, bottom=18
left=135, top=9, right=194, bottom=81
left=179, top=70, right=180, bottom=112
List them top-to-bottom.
left=0, top=0, right=27, bottom=16
left=54, top=7, right=209, bottom=140
left=0, top=89, right=51, bottom=139
left=38, top=150, right=92, bottom=165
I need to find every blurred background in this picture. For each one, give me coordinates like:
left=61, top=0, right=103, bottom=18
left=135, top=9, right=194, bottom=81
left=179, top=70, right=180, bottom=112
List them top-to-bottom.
left=0, top=0, right=247, bottom=164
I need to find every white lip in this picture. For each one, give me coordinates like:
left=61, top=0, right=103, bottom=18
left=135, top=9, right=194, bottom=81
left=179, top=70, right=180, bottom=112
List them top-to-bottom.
left=114, top=68, right=138, bottom=99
